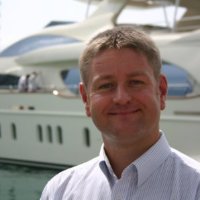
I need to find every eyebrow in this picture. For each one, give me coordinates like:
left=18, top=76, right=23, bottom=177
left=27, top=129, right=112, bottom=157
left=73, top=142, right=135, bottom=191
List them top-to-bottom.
left=93, top=71, right=148, bottom=84
left=127, top=71, right=150, bottom=78
left=92, top=74, right=113, bottom=83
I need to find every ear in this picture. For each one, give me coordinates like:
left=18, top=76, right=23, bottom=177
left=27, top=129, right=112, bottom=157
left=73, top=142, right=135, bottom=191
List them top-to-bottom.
left=159, top=74, right=168, bottom=110
left=79, top=82, right=91, bottom=117
left=79, top=82, right=87, bottom=103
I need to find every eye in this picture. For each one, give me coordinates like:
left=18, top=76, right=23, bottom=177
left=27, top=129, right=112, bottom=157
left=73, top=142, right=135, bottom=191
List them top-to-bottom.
left=129, top=79, right=144, bottom=86
left=98, top=82, right=114, bottom=90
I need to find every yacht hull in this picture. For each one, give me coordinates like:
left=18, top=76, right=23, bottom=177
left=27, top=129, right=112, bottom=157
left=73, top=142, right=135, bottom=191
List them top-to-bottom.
left=0, top=92, right=199, bottom=168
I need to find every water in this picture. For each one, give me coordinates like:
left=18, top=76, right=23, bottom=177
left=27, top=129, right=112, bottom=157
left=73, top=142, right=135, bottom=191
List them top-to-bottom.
left=0, top=163, right=63, bottom=200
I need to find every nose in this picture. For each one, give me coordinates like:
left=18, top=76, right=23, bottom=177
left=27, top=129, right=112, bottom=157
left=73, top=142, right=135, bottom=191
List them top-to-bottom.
left=113, top=85, right=131, bottom=105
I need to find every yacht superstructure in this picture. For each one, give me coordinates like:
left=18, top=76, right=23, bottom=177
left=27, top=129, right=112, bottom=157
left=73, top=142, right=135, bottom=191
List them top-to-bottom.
left=0, top=0, right=199, bottom=168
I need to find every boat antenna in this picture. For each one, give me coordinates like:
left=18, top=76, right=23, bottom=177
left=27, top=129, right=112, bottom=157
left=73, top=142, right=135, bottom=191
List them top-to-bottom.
left=85, top=0, right=93, bottom=18
left=161, top=0, right=171, bottom=29
left=162, top=0, right=181, bottom=31
left=173, top=0, right=181, bottom=31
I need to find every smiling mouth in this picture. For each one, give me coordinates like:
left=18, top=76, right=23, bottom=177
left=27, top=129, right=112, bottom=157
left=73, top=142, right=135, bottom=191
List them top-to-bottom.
left=108, top=109, right=140, bottom=115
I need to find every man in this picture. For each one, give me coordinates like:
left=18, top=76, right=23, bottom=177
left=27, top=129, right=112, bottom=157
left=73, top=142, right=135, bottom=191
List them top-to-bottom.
left=40, top=26, right=200, bottom=199
left=28, top=71, right=40, bottom=92
left=18, top=74, right=30, bottom=92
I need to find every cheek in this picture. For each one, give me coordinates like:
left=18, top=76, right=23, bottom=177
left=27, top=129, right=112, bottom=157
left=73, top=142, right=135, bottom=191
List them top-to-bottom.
left=140, top=88, right=162, bottom=112
left=85, top=94, right=100, bottom=117
left=87, top=94, right=109, bottom=116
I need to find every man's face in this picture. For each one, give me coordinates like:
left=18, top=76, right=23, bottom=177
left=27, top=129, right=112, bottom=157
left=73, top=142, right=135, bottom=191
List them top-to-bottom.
left=80, top=48, right=167, bottom=147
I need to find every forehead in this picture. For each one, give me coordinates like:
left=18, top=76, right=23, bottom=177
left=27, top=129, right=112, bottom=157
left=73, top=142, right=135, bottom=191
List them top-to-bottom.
left=90, top=48, right=151, bottom=74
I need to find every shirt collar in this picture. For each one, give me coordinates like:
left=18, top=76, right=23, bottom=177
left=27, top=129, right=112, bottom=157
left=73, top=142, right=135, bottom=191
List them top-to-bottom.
left=99, top=132, right=171, bottom=186
left=133, top=133, right=171, bottom=186
left=99, top=145, right=117, bottom=180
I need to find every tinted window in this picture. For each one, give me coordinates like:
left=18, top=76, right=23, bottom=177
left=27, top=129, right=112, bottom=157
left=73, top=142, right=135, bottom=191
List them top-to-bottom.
left=0, top=35, right=80, bottom=57
left=162, top=62, right=193, bottom=96
left=61, top=68, right=80, bottom=94
left=0, top=74, right=19, bottom=89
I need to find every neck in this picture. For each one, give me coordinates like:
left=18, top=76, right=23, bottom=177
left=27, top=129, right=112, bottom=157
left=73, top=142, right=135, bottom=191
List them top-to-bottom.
left=103, top=133, right=160, bottom=178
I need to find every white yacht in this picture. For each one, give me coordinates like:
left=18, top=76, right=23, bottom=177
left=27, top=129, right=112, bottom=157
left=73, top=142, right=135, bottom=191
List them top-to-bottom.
left=0, top=0, right=199, bottom=168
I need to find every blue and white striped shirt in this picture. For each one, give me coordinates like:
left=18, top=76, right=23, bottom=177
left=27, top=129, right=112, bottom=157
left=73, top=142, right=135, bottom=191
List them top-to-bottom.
left=40, top=134, right=200, bottom=200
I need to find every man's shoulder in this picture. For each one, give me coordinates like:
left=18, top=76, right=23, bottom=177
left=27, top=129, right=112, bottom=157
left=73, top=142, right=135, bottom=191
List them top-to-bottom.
left=171, top=148, right=200, bottom=174
left=40, top=157, right=101, bottom=198
left=47, top=157, right=100, bottom=186
left=65, top=157, right=100, bottom=175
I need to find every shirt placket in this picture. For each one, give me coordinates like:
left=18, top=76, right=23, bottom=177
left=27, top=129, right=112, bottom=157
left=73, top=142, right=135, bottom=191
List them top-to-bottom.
left=111, top=167, right=137, bottom=200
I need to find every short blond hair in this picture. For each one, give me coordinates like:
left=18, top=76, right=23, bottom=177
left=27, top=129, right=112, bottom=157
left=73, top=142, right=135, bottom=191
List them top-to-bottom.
left=79, top=26, right=161, bottom=86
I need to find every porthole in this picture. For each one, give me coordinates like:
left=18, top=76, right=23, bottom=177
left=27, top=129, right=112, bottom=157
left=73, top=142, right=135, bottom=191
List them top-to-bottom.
left=11, top=123, right=17, bottom=140
left=0, top=124, right=1, bottom=138
left=37, top=125, right=43, bottom=142
left=47, top=125, right=53, bottom=143
left=57, top=126, right=63, bottom=144
left=83, top=127, right=90, bottom=147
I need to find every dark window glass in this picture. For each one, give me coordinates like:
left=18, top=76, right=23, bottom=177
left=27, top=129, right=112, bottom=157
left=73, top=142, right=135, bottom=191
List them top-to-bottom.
left=0, top=35, right=80, bottom=57
left=161, top=62, right=194, bottom=96
left=61, top=68, right=80, bottom=94
left=0, top=74, right=19, bottom=88
left=11, top=123, right=17, bottom=140
left=0, top=124, right=1, bottom=138
left=37, top=125, right=43, bottom=142
left=47, top=125, right=53, bottom=143
left=57, top=126, right=63, bottom=144
left=83, top=127, right=90, bottom=147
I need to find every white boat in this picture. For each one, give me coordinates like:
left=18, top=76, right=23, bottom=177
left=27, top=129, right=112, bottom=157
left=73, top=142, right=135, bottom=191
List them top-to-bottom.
left=0, top=0, right=199, bottom=168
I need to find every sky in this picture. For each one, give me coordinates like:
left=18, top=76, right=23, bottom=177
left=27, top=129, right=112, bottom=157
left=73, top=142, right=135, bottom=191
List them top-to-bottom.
left=0, top=0, right=186, bottom=50
left=0, top=0, right=88, bottom=50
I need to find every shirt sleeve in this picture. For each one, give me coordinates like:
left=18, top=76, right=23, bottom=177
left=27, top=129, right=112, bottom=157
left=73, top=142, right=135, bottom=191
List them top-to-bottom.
left=40, top=183, right=50, bottom=200
left=195, top=183, right=200, bottom=200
